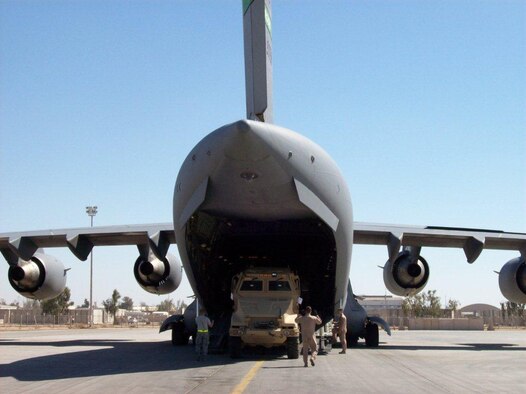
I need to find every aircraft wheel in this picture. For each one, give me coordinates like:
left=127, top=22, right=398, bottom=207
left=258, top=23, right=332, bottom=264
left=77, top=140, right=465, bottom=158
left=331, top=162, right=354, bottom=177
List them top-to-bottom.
left=171, top=323, right=189, bottom=346
left=365, top=323, right=379, bottom=347
left=171, top=330, right=189, bottom=346
left=347, top=333, right=359, bottom=347
left=229, top=336, right=242, bottom=358
left=286, top=337, right=299, bottom=359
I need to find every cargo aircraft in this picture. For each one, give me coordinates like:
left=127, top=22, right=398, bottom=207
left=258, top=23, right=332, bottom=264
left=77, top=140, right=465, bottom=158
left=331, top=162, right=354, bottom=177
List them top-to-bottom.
left=1, top=1, right=525, bottom=349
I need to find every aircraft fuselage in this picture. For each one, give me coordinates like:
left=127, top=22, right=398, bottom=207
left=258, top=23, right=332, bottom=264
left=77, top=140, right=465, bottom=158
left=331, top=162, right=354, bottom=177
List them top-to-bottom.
left=173, top=120, right=354, bottom=322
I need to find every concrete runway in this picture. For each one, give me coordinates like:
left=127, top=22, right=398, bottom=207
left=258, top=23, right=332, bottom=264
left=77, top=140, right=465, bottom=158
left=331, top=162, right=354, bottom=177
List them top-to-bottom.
left=1, top=327, right=525, bottom=393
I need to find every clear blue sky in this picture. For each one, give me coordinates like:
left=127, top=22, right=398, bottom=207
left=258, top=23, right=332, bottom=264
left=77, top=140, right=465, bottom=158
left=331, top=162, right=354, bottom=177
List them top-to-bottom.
left=1, top=1, right=525, bottom=308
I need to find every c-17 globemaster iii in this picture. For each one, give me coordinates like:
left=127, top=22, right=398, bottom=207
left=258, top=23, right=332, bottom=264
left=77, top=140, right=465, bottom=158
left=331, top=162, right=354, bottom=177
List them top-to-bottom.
left=1, top=1, right=525, bottom=357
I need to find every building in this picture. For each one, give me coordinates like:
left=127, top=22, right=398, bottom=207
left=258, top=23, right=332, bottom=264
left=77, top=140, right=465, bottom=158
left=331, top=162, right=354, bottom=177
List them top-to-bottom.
left=356, top=295, right=404, bottom=327
left=459, top=303, right=502, bottom=326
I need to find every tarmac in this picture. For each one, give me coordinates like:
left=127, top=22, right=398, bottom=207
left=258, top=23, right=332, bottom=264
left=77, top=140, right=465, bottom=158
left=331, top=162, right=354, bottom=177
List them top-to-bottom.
left=1, top=327, right=525, bottom=393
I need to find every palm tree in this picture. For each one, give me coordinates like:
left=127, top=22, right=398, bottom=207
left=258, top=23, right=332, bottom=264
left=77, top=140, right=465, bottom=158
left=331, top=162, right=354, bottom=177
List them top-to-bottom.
left=102, top=289, right=121, bottom=324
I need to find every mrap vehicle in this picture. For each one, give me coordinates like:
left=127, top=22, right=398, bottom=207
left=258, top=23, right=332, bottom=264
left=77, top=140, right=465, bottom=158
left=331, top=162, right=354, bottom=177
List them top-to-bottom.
left=229, top=268, right=300, bottom=359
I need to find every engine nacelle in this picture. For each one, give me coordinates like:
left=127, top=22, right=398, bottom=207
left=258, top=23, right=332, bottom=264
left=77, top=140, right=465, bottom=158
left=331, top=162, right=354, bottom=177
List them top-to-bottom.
left=383, top=249, right=430, bottom=296
left=8, top=252, right=67, bottom=300
left=134, top=252, right=182, bottom=294
left=498, top=257, right=526, bottom=304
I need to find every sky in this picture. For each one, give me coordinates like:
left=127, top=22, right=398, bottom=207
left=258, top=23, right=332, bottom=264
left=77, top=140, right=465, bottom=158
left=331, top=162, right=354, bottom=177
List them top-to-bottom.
left=1, top=0, right=525, bottom=309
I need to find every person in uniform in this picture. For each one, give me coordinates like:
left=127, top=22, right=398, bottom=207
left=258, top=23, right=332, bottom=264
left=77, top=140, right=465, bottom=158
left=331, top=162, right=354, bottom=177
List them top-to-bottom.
left=295, top=306, right=322, bottom=367
left=195, top=307, right=214, bottom=361
left=336, top=308, right=348, bottom=354
left=331, top=317, right=339, bottom=344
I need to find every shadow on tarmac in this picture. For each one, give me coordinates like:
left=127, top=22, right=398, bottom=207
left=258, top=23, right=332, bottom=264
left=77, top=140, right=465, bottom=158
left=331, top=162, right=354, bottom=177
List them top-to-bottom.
left=0, top=339, right=304, bottom=381
left=2, top=339, right=525, bottom=382
left=0, top=340, right=234, bottom=381
left=355, top=342, right=526, bottom=351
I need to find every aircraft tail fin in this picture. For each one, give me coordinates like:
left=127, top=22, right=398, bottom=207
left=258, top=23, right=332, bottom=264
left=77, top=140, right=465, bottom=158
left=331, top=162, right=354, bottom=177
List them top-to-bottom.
left=242, top=0, right=273, bottom=123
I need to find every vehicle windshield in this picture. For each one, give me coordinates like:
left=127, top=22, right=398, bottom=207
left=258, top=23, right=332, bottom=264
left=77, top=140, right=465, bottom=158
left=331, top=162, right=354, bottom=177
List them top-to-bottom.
left=240, top=280, right=263, bottom=291
left=268, top=280, right=291, bottom=291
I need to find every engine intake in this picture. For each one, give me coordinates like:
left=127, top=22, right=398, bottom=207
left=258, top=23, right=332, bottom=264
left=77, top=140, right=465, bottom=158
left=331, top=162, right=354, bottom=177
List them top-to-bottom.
left=383, top=248, right=429, bottom=296
left=8, top=252, right=67, bottom=300
left=134, top=252, right=182, bottom=294
left=498, top=257, right=526, bottom=304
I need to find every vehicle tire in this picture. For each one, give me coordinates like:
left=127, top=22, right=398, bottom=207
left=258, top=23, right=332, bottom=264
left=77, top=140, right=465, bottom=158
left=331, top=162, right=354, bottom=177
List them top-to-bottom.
left=171, top=323, right=189, bottom=346
left=365, top=323, right=379, bottom=347
left=229, top=336, right=242, bottom=358
left=286, top=337, right=299, bottom=359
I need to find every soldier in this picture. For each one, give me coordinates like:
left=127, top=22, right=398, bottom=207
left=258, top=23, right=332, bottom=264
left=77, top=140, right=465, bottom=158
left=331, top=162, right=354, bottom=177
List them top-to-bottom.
left=295, top=306, right=322, bottom=367
left=195, top=308, right=214, bottom=361
left=336, top=308, right=348, bottom=354
left=331, top=317, right=339, bottom=344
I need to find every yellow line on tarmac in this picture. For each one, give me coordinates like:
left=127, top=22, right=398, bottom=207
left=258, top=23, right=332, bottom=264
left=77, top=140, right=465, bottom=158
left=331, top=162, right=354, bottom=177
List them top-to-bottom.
left=231, top=360, right=264, bottom=394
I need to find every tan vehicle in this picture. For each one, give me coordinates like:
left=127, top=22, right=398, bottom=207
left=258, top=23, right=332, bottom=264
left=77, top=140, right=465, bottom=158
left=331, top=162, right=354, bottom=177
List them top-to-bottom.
left=229, top=268, right=300, bottom=359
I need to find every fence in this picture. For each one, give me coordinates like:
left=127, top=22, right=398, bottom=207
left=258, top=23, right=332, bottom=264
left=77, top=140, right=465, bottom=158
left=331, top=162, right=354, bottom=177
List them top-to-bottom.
left=0, top=308, right=106, bottom=326
left=0, top=308, right=168, bottom=326
left=404, top=317, right=484, bottom=330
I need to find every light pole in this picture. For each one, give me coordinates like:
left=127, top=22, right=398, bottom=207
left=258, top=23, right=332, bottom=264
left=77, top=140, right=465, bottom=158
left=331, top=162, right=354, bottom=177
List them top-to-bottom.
left=86, top=206, right=98, bottom=327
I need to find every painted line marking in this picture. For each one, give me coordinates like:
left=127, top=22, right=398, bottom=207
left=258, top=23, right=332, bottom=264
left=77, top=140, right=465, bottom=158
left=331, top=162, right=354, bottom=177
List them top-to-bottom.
left=231, top=360, right=264, bottom=394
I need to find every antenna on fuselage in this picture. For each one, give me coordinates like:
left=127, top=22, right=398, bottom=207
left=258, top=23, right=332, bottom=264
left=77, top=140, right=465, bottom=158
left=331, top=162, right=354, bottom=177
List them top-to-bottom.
left=242, top=0, right=273, bottom=123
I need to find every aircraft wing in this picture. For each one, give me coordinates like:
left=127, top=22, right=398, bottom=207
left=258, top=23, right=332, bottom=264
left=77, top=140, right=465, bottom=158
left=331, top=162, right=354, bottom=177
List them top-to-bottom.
left=3, top=221, right=524, bottom=266
left=353, top=222, right=526, bottom=264
left=0, top=223, right=175, bottom=265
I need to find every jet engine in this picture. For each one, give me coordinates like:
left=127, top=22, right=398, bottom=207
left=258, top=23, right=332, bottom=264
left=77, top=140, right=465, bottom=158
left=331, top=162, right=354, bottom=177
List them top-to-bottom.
left=383, top=248, right=430, bottom=296
left=8, top=252, right=67, bottom=300
left=134, top=252, right=182, bottom=294
left=498, top=257, right=526, bottom=304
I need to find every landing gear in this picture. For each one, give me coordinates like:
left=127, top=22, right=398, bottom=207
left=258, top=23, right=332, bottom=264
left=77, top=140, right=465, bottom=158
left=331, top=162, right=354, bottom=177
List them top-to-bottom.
left=171, top=322, right=189, bottom=346
left=364, top=323, right=379, bottom=347
left=346, top=333, right=359, bottom=347
left=229, top=336, right=242, bottom=358
left=286, top=337, right=299, bottom=359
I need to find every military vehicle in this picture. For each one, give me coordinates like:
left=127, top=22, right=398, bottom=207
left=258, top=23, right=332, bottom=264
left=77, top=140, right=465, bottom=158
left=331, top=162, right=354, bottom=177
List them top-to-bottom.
left=228, top=268, right=300, bottom=359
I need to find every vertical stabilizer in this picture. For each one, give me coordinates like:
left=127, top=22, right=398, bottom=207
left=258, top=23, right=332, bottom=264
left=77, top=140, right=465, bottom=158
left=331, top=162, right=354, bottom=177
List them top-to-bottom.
left=242, top=0, right=273, bottom=123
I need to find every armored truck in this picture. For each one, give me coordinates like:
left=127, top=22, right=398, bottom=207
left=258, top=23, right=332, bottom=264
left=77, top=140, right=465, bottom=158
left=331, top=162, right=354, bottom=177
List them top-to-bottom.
left=228, top=268, right=300, bottom=358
